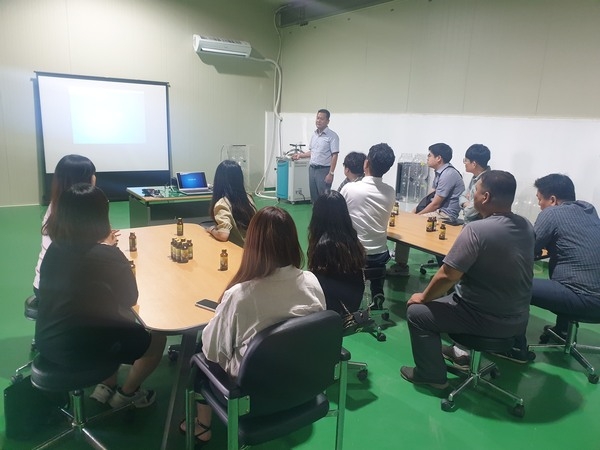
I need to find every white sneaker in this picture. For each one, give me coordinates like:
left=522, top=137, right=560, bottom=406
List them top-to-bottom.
left=89, top=383, right=115, bottom=404
left=108, top=387, right=156, bottom=409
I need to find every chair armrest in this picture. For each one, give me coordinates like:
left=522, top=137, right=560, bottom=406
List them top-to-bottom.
left=340, top=346, right=351, bottom=362
left=190, top=353, right=243, bottom=399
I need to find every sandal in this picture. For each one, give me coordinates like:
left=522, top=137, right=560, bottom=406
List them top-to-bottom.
left=179, top=418, right=211, bottom=446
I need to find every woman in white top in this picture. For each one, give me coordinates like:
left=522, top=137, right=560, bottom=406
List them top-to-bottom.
left=33, top=155, right=97, bottom=298
left=207, top=160, right=256, bottom=247
left=182, top=206, right=326, bottom=445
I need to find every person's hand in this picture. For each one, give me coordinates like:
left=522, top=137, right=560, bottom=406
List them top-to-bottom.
left=291, top=153, right=300, bottom=160
left=325, top=173, right=334, bottom=184
left=407, top=292, right=426, bottom=306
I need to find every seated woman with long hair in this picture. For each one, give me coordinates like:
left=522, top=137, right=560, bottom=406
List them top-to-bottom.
left=33, top=154, right=101, bottom=298
left=207, top=160, right=256, bottom=246
left=36, top=183, right=166, bottom=409
left=308, top=191, right=367, bottom=314
left=183, top=206, right=326, bottom=445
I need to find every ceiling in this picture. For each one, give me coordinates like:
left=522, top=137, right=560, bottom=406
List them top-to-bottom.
left=273, top=0, right=395, bottom=27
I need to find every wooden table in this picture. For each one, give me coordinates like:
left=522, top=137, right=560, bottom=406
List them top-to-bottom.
left=127, top=186, right=213, bottom=227
left=387, top=211, right=463, bottom=257
left=116, top=223, right=242, bottom=449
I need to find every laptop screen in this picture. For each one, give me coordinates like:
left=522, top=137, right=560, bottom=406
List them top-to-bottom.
left=177, top=172, right=208, bottom=190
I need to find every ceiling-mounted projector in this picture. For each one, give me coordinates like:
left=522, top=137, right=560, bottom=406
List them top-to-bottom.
left=193, top=34, right=252, bottom=58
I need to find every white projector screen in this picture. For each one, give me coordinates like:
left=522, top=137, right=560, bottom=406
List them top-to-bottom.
left=36, top=72, right=171, bottom=201
left=37, top=73, right=169, bottom=172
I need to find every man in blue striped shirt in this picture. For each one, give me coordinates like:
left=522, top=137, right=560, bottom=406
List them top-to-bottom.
left=503, top=174, right=600, bottom=362
left=531, top=174, right=600, bottom=334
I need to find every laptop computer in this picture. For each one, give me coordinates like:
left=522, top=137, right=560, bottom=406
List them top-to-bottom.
left=176, top=171, right=212, bottom=195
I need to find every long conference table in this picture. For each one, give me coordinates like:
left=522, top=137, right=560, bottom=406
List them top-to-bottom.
left=387, top=211, right=463, bottom=256
left=116, top=223, right=242, bottom=450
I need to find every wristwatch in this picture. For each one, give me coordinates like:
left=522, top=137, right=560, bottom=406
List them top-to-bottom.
left=329, top=171, right=335, bottom=175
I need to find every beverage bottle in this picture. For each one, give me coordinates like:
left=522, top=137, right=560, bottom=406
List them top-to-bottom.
left=389, top=214, right=396, bottom=227
left=426, top=217, right=434, bottom=232
left=176, top=218, right=184, bottom=236
left=439, top=223, right=446, bottom=240
left=129, top=232, right=137, bottom=252
left=171, top=238, right=177, bottom=261
left=176, top=239, right=182, bottom=262
left=187, top=240, right=193, bottom=260
left=181, top=241, right=189, bottom=263
left=220, top=249, right=228, bottom=271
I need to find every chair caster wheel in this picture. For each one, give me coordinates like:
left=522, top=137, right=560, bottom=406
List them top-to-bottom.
left=420, top=268, right=427, bottom=275
left=381, top=312, right=390, bottom=321
left=376, top=333, right=386, bottom=342
left=538, top=333, right=550, bottom=344
left=167, top=350, right=179, bottom=362
left=490, top=367, right=501, bottom=379
left=357, top=369, right=368, bottom=381
left=11, top=374, right=23, bottom=384
left=588, top=374, right=599, bottom=384
left=441, top=399, right=456, bottom=412
left=511, top=404, right=525, bottom=418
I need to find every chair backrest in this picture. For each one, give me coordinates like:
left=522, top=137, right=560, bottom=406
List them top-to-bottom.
left=236, top=310, right=343, bottom=417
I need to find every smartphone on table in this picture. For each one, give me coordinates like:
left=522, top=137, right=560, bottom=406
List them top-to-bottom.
left=195, top=299, right=219, bottom=312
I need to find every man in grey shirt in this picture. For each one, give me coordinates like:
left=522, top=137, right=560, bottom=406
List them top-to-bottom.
left=292, top=109, right=339, bottom=203
left=400, top=170, right=534, bottom=389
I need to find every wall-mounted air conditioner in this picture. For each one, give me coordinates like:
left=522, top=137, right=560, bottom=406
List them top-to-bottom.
left=193, top=35, right=252, bottom=58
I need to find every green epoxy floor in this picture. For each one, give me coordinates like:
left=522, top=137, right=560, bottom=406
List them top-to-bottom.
left=1, top=198, right=599, bottom=449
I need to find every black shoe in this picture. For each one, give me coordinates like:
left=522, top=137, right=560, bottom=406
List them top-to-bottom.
left=371, top=294, right=385, bottom=310
left=491, top=348, right=536, bottom=364
left=400, top=366, right=449, bottom=389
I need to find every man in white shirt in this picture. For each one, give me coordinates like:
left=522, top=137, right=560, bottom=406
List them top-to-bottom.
left=292, top=109, right=339, bottom=203
left=341, top=143, right=396, bottom=308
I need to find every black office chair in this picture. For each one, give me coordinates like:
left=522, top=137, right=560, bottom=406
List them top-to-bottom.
left=25, top=294, right=39, bottom=350
left=12, top=295, right=40, bottom=383
left=185, top=310, right=349, bottom=450
left=528, top=317, right=600, bottom=384
left=442, top=333, right=525, bottom=417
left=30, top=355, right=131, bottom=449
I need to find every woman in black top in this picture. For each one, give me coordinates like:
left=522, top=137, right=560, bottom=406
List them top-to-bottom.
left=36, top=183, right=166, bottom=409
left=308, top=191, right=367, bottom=314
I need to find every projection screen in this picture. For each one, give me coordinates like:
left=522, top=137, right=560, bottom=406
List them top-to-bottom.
left=36, top=72, right=171, bottom=201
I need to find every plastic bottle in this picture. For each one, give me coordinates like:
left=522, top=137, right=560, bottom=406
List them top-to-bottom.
left=220, top=249, right=228, bottom=271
